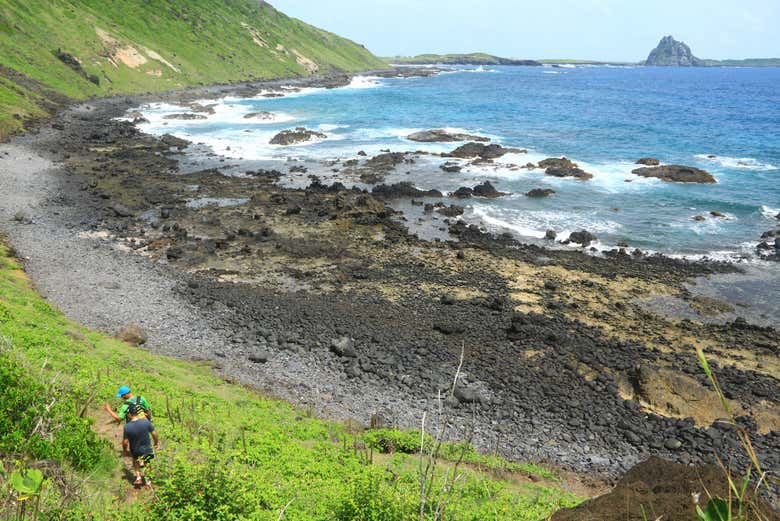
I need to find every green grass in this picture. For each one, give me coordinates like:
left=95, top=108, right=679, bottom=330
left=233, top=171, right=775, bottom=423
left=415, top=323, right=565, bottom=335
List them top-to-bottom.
left=0, top=0, right=387, bottom=138
left=383, top=53, right=538, bottom=65
left=0, top=242, right=583, bottom=519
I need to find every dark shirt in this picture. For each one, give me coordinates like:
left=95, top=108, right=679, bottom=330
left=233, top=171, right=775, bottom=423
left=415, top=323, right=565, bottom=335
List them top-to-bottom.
left=123, top=418, right=155, bottom=457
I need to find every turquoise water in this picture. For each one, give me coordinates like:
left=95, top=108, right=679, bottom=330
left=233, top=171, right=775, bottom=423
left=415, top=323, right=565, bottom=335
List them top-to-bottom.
left=136, top=66, right=780, bottom=260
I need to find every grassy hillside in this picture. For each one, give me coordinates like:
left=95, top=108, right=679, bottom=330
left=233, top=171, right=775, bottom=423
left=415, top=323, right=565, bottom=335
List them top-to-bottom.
left=0, top=0, right=386, bottom=139
left=385, top=53, right=541, bottom=66
left=700, top=58, right=780, bottom=67
left=0, top=241, right=582, bottom=519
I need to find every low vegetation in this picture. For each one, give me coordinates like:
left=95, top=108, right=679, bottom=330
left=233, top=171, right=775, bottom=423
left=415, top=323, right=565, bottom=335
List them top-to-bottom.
left=0, top=0, right=386, bottom=138
left=0, top=241, right=582, bottom=519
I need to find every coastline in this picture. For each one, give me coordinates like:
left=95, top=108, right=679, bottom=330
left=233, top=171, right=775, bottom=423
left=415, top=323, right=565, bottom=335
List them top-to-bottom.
left=1, top=73, right=778, bottom=492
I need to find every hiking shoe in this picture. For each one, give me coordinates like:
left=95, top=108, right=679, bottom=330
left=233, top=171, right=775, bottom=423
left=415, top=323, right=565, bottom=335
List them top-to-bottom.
left=133, top=476, right=143, bottom=486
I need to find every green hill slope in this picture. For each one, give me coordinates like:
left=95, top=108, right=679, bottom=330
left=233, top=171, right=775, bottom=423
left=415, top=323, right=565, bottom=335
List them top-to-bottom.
left=0, top=0, right=385, bottom=138
left=385, top=52, right=541, bottom=66
left=0, top=241, right=582, bottom=519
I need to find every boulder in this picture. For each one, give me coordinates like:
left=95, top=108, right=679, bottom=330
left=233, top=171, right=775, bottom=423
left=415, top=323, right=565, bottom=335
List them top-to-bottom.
left=243, top=111, right=274, bottom=120
left=163, top=113, right=207, bottom=120
left=269, top=127, right=327, bottom=146
left=407, top=129, right=490, bottom=143
left=160, top=134, right=189, bottom=149
left=446, top=142, right=525, bottom=160
left=539, top=157, right=593, bottom=180
left=635, top=157, right=660, bottom=166
left=440, top=161, right=462, bottom=173
left=631, top=165, right=716, bottom=183
left=472, top=181, right=508, bottom=198
left=372, top=182, right=443, bottom=199
left=452, top=187, right=474, bottom=198
left=526, top=188, right=556, bottom=198
left=436, top=205, right=465, bottom=217
left=709, top=211, right=725, bottom=218
left=692, top=215, right=706, bottom=221
left=545, top=229, right=557, bottom=240
left=568, top=230, right=597, bottom=246
left=116, top=324, right=148, bottom=346
left=330, top=337, right=357, bottom=357
left=248, top=351, right=270, bottom=364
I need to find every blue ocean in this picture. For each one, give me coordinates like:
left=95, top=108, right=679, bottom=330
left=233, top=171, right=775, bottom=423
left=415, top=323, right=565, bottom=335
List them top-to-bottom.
left=135, top=65, right=780, bottom=260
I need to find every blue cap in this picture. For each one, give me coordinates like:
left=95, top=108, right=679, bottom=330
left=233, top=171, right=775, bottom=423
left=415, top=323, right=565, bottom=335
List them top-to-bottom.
left=116, top=385, right=131, bottom=398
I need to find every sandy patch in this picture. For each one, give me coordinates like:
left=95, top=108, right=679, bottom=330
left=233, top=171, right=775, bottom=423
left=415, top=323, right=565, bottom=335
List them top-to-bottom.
left=241, top=22, right=268, bottom=48
left=143, top=48, right=180, bottom=73
left=292, top=49, right=319, bottom=73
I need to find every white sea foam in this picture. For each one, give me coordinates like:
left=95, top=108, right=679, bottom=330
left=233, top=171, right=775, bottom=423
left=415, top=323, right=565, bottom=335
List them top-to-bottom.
left=345, top=75, right=383, bottom=89
left=695, top=154, right=777, bottom=171
left=468, top=204, right=622, bottom=241
left=760, top=205, right=779, bottom=219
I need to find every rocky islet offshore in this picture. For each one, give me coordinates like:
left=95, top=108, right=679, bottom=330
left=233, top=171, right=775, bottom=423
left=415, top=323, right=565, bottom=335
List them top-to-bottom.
left=2, top=73, right=779, bottom=505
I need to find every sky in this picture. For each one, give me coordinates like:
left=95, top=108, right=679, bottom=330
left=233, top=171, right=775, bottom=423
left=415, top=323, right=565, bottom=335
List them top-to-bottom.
left=270, top=0, right=780, bottom=62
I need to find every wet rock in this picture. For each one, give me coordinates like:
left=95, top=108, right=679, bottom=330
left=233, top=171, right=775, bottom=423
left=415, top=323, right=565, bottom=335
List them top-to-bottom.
left=243, top=111, right=274, bottom=120
left=163, top=113, right=207, bottom=120
left=269, top=127, right=327, bottom=146
left=407, top=129, right=490, bottom=143
left=160, top=134, right=190, bottom=149
left=446, top=142, right=526, bottom=160
left=357, top=150, right=367, bottom=156
left=636, top=157, right=660, bottom=166
left=440, top=161, right=462, bottom=173
left=289, top=165, right=308, bottom=173
left=632, top=165, right=716, bottom=183
left=472, top=181, right=508, bottom=198
left=372, top=182, right=443, bottom=199
left=452, top=187, right=474, bottom=198
left=526, top=188, right=556, bottom=198
left=436, top=205, right=465, bottom=217
left=710, top=211, right=725, bottom=217
left=693, top=215, right=706, bottom=221
left=545, top=229, right=557, bottom=240
left=568, top=230, right=597, bottom=246
left=116, top=324, right=148, bottom=346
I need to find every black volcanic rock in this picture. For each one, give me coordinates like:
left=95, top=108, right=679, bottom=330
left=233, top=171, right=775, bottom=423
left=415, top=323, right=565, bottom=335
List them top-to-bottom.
left=644, top=36, right=704, bottom=66
left=270, top=127, right=327, bottom=145
left=408, top=129, right=490, bottom=143
left=632, top=165, right=716, bottom=183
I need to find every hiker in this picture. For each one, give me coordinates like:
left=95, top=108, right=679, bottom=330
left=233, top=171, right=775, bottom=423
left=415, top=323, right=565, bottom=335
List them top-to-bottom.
left=103, top=385, right=152, bottom=424
left=122, top=407, right=160, bottom=486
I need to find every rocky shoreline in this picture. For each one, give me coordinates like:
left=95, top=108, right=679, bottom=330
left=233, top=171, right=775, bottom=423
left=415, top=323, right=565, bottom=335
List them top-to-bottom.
left=1, top=73, right=778, bottom=500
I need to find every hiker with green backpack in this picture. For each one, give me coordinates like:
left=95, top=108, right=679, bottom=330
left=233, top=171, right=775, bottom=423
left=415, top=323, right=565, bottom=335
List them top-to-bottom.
left=104, top=385, right=152, bottom=424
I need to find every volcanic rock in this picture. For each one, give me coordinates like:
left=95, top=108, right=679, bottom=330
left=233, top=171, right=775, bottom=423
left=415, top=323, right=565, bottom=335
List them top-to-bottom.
left=644, top=35, right=704, bottom=67
left=243, top=111, right=274, bottom=120
left=163, top=113, right=207, bottom=120
left=270, top=127, right=327, bottom=146
left=407, top=129, right=490, bottom=143
left=446, top=142, right=525, bottom=160
left=539, top=157, right=593, bottom=180
left=636, top=157, right=660, bottom=166
left=440, top=161, right=462, bottom=173
left=632, top=165, right=716, bottom=183
left=472, top=181, right=508, bottom=198
left=372, top=182, right=443, bottom=199
left=526, top=188, right=556, bottom=198
left=436, top=205, right=465, bottom=217
left=568, top=230, right=597, bottom=246
left=116, top=324, right=148, bottom=346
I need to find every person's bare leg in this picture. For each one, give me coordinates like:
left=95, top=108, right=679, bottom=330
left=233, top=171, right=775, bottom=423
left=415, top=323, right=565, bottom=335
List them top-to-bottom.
left=132, top=458, right=143, bottom=485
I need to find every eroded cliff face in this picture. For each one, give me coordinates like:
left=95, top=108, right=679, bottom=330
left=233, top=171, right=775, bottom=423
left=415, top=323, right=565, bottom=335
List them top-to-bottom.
left=645, top=35, right=704, bottom=66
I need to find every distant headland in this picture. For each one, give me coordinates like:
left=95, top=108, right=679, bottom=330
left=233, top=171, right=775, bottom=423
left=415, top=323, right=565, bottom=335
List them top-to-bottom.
left=385, top=37, right=780, bottom=67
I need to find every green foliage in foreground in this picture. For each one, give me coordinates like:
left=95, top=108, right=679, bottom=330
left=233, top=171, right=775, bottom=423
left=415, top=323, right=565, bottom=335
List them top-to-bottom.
left=0, top=0, right=386, bottom=138
left=0, top=242, right=583, bottom=519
